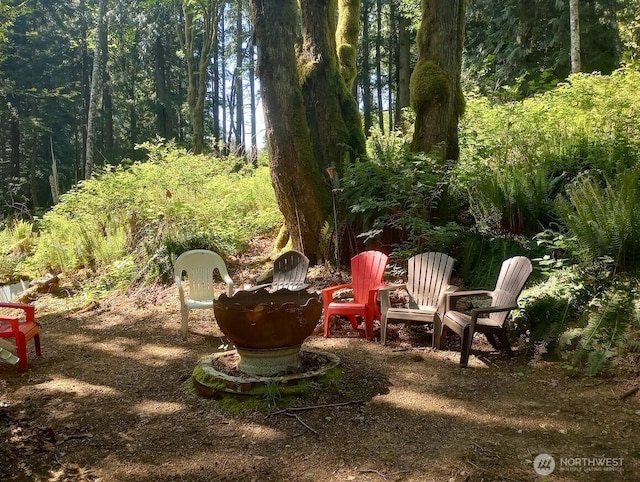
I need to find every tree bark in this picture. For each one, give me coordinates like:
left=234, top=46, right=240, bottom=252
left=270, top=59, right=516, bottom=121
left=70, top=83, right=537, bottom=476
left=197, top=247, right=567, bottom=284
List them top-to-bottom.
left=85, top=0, right=107, bottom=179
left=177, top=0, right=223, bottom=154
left=234, top=0, right=244, bottom=149
left=251, top=0, right=331, bottom=263
left=299, top=0, right=366, bottom=175
left=336, top=0, right=360, bottom=90
left=360, top=0, right=372, bottom=134
left=410, top=0, right=466, bottom=162
left=569, top=0, right=581, bottom=73
left=395, top=8, right=411, bottom=128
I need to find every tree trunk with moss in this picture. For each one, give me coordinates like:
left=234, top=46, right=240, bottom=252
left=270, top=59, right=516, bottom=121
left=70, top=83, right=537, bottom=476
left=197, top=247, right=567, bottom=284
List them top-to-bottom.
left=177, top=0, right=223, bottom=155
left=252, top=0, right=331, bottom=264
left=299, top=0, right=366, bottom=176
left=336, top=0, right=360, bottom=90
left=410, top=0, right=466, bottom=162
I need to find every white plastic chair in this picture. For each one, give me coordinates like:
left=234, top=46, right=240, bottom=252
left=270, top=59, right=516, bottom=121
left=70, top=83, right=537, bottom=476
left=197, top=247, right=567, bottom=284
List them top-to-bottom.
left=174, top=249, right=234, bottom=340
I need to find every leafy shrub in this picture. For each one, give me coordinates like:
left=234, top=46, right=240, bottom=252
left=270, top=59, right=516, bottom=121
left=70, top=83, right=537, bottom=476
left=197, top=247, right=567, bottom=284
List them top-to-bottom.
left=455, top=67, right=640, bottom=236
left=341, top=127, right=448, bottom=253
left=17, top=140, right=281, bottom=287
left=556, top=168, right=640, bottom=272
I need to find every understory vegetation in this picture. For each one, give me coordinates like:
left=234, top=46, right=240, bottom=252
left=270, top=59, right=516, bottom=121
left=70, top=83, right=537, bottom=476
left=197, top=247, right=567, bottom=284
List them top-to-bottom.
left=2, top=67, right=640, bottom=376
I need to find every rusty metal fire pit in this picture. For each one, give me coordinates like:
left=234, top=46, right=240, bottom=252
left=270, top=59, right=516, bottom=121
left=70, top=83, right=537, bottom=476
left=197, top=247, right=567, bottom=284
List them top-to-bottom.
left=212, top=288, right=322, bottom=376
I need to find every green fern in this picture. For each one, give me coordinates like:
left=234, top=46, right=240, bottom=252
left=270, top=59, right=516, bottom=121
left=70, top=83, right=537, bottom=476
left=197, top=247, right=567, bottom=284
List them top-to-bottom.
left=557, top=168, right=640, bottom=272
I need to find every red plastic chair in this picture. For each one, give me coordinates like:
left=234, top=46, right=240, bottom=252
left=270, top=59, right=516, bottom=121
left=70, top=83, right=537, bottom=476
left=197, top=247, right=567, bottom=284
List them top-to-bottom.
left=322, top=250, right=389, bottom=340
left=0, top=302, right=41, bottom=371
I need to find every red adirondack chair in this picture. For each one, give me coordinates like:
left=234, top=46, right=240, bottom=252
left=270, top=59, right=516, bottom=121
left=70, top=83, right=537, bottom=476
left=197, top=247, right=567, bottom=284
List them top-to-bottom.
left=322, top=250, right=389, bottom=340
left=0, top=302, right=41, bottom=371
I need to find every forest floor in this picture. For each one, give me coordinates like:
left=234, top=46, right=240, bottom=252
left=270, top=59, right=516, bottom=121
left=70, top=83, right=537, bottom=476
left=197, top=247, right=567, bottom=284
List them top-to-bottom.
left=2, top=238, right=640, bottom=482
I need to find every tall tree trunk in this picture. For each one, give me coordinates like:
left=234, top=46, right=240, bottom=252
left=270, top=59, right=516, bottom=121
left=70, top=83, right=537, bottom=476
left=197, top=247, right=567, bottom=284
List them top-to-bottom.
left=85, top=0, right=107, bottom=179
left=177, top=0, right=223, bottom=154
left=234, top=0, right=244, bottom=149
left=251, top=0, right=331, bottom=263
left=299, top=0, right=366, bottom=175
left=336, top=0, right=360, bottom=90
left=360, top=0, right=372, bottom=134
left=375, top=0, right=384, bottom=131
left=387, top=0, right=395, bottom=132
left=410, top=0, right=466, bottom=163
left=569, top=0, right=581, bottom=73
left=395, top=7, right=411, bottom=128
left=100, top=13, right=113, bottom=159
left=154, top=36, right=170, bottom=138
left=249, top=39, right=257, bottom=164
left=10, top=116, right=20, bottom=179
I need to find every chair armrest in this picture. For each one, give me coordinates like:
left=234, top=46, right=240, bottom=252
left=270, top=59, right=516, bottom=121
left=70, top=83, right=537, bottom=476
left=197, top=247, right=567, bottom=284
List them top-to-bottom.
left=174, top=275, right=186, bottom=302
left=223, top=275, right=234, bottom=297
left=321, top=283, right=352, bottom=304
left=379, top=284, right=406, bottom=314
left=436, top=285, right=459, bottom=319
left=445, top=289, right=492, bottom=311
left=0, top=302, right=35, bottom=322
left=467, top=304, right=518, bottom=332
left=470, top=304, right=518, bottom=316
left=0, top=315, right=20, bottom=333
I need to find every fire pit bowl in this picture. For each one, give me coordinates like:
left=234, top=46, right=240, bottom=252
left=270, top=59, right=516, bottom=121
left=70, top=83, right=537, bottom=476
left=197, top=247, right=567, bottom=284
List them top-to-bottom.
left=213, top=288, right=322, bottom=375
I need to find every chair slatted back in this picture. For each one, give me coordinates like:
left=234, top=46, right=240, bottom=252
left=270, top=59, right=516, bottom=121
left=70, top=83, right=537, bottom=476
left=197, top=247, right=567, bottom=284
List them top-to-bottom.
left=174, top=250, right=231, bottom=302
left=271, top=250, right=310, bottom=291
left=351, top=251, right=388, bottom=304
left=406, top=252, right=456, bottom=309
left=489, top=256, right=533, bottom=325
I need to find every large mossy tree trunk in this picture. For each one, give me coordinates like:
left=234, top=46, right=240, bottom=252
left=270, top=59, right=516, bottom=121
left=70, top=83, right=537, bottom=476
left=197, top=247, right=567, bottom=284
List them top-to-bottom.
left=252, top=0, right=331, bottom=264
left=299, top=0, right=366, bottom=175
left=410, top=0, right=466, bottom=162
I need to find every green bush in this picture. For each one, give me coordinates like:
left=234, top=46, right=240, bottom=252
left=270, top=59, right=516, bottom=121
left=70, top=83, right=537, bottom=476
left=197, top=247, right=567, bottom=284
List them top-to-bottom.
left=455, top=67, right=640, bottom=236
left=341, top=127, right=448, bottom=254
left=16, top=140, right=281, bottom=288
left=556, top=168, right=640, bottom=272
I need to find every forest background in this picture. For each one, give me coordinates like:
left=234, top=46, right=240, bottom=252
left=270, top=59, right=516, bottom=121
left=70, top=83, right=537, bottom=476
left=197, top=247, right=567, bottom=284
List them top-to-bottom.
left=1, top=0, right=640, bottom=376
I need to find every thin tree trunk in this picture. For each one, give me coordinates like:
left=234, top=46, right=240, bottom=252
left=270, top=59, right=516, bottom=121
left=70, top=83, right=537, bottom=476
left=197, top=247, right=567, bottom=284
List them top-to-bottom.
left=85, top=0, right=107, bottom=179
left=177, top=0, right=223, bottom=154
left=234, top=0, right=244, bottom=149
left=361, top=0, right=372, bottom=134
left=375, top=0, right=384, bottom=132
left=569, top=0, right=581, bottom=73
left=395, top=7, right=411, bottom=128
left=100, top=14, right=113, bottom=158
left=154, top=36, right=170, bottom=138
left=249, top=39, right=257, bottom=164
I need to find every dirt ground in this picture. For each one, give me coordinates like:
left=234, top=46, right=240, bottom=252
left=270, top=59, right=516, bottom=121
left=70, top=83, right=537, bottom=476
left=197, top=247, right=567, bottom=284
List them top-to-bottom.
left=2, top=242, right=640, bottom=482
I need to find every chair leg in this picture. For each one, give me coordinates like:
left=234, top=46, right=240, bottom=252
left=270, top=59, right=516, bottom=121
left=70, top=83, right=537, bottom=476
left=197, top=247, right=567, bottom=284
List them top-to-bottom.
left=180, top=306, right=190, bottom=340
left=323, top=311, right=332, bottom=338
left=380, top=314, right=388, bottom=345
left=432, top=318, right=442, bottom=349
left=460, top=325, right=473, bottom=368
left=495, top=329, right=513, bottom=356
left=34, top=333, right=42, bottom=357
left=16, top=335, right=28, bottom=371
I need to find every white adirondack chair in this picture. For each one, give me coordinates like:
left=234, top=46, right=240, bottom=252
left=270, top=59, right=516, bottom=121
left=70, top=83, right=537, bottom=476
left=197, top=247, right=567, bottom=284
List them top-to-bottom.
left=174, top=250, right=234, bottom=340
left=379, top=252, right=457, bottom=346
left=439, top=255, right=533, bottom=367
